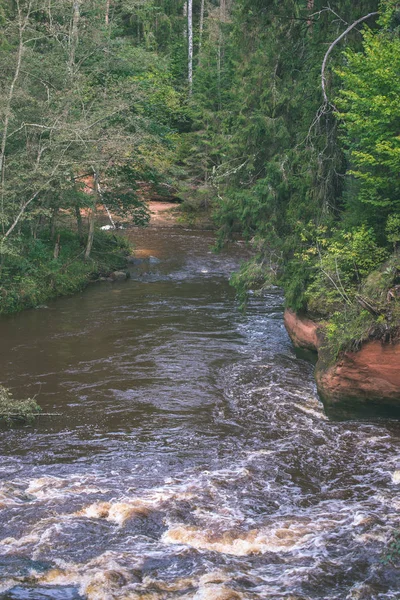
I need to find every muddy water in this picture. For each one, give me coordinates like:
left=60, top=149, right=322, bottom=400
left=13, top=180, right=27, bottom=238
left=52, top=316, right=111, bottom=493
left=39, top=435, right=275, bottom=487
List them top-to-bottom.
left=0, top=228, right=400, bottom=600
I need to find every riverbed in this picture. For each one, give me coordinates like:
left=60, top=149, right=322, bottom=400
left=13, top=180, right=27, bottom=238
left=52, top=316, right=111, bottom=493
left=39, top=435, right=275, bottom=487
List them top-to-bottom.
left=0, top=227, right=400, bottom=599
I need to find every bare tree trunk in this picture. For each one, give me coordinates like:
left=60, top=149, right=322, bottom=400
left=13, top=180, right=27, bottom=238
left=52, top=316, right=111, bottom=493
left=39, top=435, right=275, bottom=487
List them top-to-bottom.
left=68, top=0, right=81, bottom=74
left=105, top=0, right=110, bottom=25
left=188, top=0, right=193, bottom=93
left=198, top=0, right=205, bottom=63
left=216, top=0, right=228, bottom=110
left=220, top=0, right=226, bottom=22
left=307, top=0, right=314, bottom=29
left=0, top=1, right=28, bottom=200
left=183, top=1, right=187, bottom=38
left=321, top=11, right=378, bottom=104
left=91, top=165, right=114, bottom=228
left=84, top=166, right=103, bottom=260
left=103, top=203, right=115, bottom=228
left=75, top=204, right=83, bottom=241
left=50, top=207, right=58, bottom=240
left=84, top=207, right=95, bottom=260
left=33, top=215, right=41, bottom=239
left=53, top=234, right=61, bottom=259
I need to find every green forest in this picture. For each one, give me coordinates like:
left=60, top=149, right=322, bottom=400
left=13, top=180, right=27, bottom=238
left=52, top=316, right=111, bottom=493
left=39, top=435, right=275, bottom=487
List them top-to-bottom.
left=1, top=0, right=399, bottom=356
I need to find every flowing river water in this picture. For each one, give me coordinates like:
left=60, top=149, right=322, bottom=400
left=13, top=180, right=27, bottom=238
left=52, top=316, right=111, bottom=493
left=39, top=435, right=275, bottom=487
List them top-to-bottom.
left=0, top=227, right=400, bottom=600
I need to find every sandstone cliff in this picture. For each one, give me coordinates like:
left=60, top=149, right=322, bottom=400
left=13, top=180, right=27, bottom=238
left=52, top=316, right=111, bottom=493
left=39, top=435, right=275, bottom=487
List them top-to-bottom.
left=284, top=309, right=400, bottom=412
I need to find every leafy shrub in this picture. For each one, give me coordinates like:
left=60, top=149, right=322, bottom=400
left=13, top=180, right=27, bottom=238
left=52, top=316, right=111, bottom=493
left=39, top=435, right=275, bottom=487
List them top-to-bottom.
left=386, top=214, right=400, bottom=250
left=300, top=225, right=388, bottom=315
left=0, top=229, right=132, bottom=315
left=0, top=386, right=41, bottom=424
left=383, top=530, right=400, bottom=566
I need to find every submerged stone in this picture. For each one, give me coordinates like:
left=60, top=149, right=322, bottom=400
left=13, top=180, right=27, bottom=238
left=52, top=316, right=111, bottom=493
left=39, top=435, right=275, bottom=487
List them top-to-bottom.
left=109, top=271, right=128, bottom=281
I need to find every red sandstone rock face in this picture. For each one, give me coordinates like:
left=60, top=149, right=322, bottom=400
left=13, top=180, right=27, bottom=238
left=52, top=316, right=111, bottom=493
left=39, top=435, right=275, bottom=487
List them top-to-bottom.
left=284, top=308, right=400, bottom=407
left=283, top=309, right=321, bottom=352
left=316, top=341, right=400, bottom=405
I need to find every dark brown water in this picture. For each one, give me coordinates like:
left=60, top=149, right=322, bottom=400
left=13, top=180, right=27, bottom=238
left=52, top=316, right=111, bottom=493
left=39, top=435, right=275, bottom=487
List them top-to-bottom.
left=0, top=227, right=400, bottom=600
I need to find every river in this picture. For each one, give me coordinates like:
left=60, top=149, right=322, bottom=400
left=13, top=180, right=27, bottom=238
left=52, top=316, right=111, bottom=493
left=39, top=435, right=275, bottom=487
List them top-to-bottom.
left=0, top=227, right=400, bottom=600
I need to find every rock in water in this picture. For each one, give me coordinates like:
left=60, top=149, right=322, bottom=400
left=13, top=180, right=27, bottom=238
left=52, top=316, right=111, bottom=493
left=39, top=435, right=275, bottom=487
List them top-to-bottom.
left=109, top=271, right=128, bottom=281
left=284, top=308, right=400, bottom=413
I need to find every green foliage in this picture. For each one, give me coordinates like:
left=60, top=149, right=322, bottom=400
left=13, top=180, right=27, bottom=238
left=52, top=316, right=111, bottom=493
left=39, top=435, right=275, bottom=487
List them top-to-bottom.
left=0, top=0, right=184, bottom=264
left=199, top=0, right=400, bottom=359
left=335, top=5, right=400, bottom=228
left=386, top=214, right=400, bottom=249
left=303, top=225, right=387, bottom=312
left=0, top=228, right=131, bottom=314
left=230, top=259, right=275, bottom=309
left=324, top=308, right=377, bottom=358
left=0, top=386, right=41, bottom=425
left=383, top=530, right=400, bottom=565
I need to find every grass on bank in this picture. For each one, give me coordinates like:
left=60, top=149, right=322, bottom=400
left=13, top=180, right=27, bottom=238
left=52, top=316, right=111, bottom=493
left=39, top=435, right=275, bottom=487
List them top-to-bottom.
left=0, top=227, right=131, bottom=315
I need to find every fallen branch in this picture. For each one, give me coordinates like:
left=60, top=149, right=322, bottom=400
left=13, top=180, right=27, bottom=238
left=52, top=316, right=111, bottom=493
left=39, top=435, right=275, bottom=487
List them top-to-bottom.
left=355, top=294, right=382, bottom=316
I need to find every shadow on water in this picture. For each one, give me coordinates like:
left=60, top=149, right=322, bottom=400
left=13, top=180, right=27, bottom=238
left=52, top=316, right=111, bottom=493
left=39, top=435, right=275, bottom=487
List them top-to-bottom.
left=0, top=227, right=400, bottom=599
left=322, top=399, right=400, bottom=423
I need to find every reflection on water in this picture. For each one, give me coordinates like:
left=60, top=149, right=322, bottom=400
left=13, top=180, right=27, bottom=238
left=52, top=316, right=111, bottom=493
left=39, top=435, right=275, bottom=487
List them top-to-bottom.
left=0, top=227, right=400, bottom=599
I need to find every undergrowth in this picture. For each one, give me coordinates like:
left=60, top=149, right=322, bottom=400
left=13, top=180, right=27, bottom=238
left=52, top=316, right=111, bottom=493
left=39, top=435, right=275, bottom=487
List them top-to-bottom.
left=0, top=228, right=131, bottom=315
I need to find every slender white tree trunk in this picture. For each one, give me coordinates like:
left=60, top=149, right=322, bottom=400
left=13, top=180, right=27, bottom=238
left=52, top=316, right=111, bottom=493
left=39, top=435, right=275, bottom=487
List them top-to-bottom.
left=0, top=0, right=27, bottom=189
left=188, top=0, right=193, bottom=93
left=198, top=0, right=205, bottom=62
left=217, top=0, right=226, bottom=110
left=183, top=1, right=187, bottom=38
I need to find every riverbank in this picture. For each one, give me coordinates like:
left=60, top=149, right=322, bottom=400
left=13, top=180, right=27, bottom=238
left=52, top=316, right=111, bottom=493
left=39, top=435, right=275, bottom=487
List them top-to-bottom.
left=0, top=199, right=217, bottom=316
left=0, top=201, right=186, bottom=317
left=0, top=228, right=131, bottom=316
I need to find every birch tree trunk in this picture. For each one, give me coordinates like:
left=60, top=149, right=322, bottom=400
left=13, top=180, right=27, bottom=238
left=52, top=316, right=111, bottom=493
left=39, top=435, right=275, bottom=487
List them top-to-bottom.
left=188, top=0, right=193, bottom=93
left=198, top=0, right=205, bottom=63
left=217, top=0, right=226, bottom=110
left=183, top=1, right=187, bottom=38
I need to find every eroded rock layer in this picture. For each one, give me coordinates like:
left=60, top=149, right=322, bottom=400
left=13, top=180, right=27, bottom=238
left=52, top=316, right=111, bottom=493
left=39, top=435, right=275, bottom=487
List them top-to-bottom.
left=284, top=309, right=400, bottom=410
